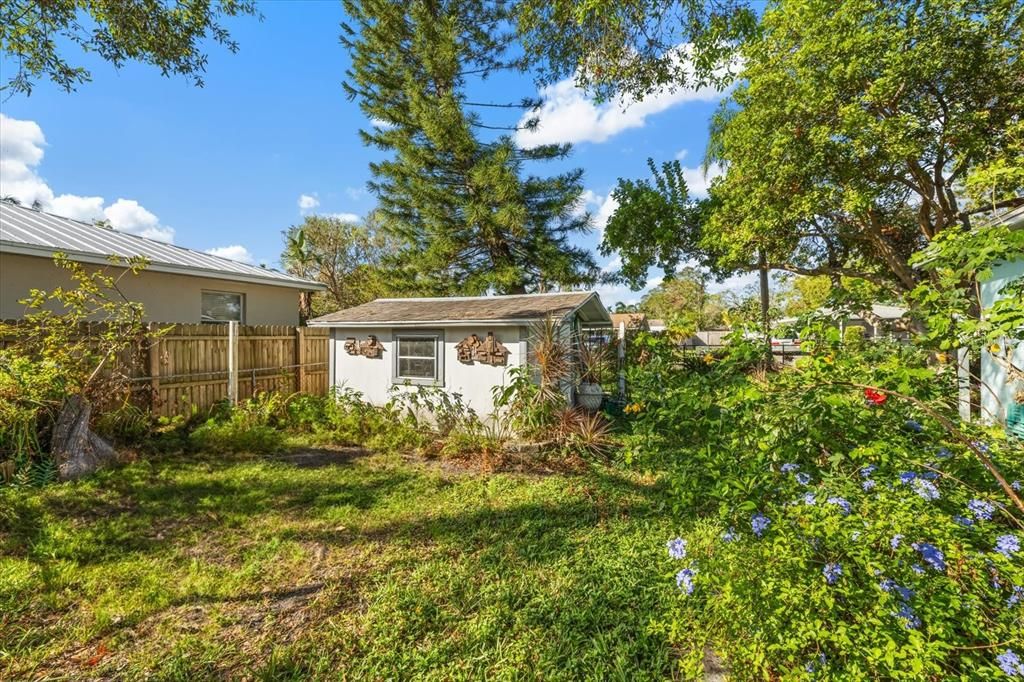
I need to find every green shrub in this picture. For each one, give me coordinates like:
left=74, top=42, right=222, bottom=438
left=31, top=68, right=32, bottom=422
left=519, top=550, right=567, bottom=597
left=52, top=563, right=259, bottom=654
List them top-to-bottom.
left=627, top=330, right=1024, bottom=678
left=188, top=395, right=287, bottom=454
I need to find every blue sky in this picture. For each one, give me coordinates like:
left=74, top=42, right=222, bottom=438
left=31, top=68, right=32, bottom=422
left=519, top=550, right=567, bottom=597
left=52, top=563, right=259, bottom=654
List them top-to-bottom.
left=0, top=1, right=749, bottom=305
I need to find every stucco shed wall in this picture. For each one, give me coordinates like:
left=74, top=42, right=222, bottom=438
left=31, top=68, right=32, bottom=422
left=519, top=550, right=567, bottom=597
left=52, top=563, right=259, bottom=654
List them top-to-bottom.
left=329, top=325, right=528, bottom=418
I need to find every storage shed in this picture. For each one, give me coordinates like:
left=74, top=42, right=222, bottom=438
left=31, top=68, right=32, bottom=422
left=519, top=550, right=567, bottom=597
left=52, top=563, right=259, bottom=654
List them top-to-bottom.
left=308, top=292, right=611, bottom=416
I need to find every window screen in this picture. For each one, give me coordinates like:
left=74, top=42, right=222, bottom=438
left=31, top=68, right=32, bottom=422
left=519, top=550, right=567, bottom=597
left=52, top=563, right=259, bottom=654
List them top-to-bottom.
left=201, top=291, right=244, bottom=323
left=395, top=335, right=439, bottom=380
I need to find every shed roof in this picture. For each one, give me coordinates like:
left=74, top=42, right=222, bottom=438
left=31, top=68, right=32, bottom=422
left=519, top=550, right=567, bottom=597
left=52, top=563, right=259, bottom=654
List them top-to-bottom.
left=0, top=202, right=323, bottom=291
left=309, top=292, right=609, bottom=327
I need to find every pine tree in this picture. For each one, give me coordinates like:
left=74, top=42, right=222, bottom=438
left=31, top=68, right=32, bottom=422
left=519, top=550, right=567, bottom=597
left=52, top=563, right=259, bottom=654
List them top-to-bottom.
left=341, top=0, right=600, bottom=295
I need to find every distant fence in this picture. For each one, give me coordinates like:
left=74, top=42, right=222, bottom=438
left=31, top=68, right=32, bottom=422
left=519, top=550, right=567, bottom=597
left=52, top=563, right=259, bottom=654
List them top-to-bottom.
left=1, top=321, right=330, bottom=418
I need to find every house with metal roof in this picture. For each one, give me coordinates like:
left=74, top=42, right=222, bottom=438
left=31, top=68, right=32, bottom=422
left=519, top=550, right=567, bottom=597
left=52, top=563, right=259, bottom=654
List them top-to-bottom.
left=1, top=202, right=324, bottom=324
left=309, top=292, right=610, bottom=415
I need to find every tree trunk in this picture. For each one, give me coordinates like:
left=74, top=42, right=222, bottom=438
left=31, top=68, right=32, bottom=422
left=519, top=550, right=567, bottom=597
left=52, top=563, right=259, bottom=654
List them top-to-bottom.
left=51, top=395, right=116, bottom=480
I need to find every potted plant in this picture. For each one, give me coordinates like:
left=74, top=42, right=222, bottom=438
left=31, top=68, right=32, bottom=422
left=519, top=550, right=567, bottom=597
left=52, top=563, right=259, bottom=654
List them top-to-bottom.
left=576, top=343, right=608, bottom=411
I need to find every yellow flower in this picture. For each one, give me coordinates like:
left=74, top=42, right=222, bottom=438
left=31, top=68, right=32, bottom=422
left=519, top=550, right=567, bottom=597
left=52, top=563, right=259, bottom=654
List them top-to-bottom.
left=989, top=343, right=1002, bottom=354
left=936, top=352, right=948, bottom=364
left=703, top=353, right=715, bottom=365
left=823, top=354, right=834, bottom=365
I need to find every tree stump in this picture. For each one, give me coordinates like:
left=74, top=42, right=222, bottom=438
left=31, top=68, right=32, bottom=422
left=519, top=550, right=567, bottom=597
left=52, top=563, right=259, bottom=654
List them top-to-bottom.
left=51, top=395, right=116, bottom=480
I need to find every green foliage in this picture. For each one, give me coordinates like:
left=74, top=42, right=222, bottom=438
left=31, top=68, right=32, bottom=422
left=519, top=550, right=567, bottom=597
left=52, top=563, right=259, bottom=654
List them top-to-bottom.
left=0, top=0, right=258, bottom=96
left=341, top=0, right=601, bottom=295
left=514, top=0, right=756, bottom=101
left=704, top=0, right=1024, bottom=295
left=602, top=159, right=715, bottom=289
left=280, top=214, right=401, bottom=317
left=910, top=222, right=1024, bottom=355
left=0, top=254, right=150, bottom=477
left=639, top=266, right=729, bottom=330
left=624, top=333, right=1024, bottom=678
left=189, top=395, right=287, bottom=454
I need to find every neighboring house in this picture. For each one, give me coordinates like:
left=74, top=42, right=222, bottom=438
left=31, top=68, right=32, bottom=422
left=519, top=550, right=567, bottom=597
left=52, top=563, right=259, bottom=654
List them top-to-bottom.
left=1, top=202, right=323, bottom=324
left=978, top=204, right=1024, bottom=435
left=309, top=292, right=610, bottom=415
left=777, top=304, right=911, bottom=339
left=609, top=312, right=649, bottom=332
left=647, top=318, right=666, bottom=333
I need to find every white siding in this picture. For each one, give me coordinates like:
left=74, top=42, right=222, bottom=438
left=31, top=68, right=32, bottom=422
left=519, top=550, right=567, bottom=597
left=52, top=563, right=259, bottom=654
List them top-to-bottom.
left=330, top=325, right=528, bottom=418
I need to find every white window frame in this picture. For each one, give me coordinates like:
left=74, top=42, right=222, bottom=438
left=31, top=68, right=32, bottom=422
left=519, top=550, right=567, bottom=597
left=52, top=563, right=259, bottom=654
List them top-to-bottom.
left=201, top=290, right=245, bottom=324
left=392, top=330, right=444, bottom=386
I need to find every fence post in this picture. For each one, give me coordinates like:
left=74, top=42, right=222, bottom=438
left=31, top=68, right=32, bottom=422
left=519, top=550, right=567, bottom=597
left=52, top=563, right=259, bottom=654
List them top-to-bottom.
left=227, top=320, right=239, bottom=405
left=617, top=321, right=626, bottom=402
left=147, top=322, right=161, bottom=415
left=295, top=326, right=306, bottom=393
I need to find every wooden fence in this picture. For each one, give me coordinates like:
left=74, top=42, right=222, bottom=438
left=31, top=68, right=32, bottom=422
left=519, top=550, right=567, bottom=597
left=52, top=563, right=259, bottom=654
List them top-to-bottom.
left=1, top=321, right=330, bottom=418
left=147, top=323, right=330, bottom=417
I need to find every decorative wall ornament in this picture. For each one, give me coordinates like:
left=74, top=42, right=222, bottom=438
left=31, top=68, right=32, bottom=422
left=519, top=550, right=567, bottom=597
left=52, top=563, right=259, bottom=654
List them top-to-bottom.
left=456, top=331, right=509, bottom=366
left=345, top=335, right=384, bottom=358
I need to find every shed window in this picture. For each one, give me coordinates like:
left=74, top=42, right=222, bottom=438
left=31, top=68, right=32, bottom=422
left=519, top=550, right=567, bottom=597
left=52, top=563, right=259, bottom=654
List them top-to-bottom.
left=201, top=291, right=244, bottom=323
left=394, top=333, right=442, bottom=384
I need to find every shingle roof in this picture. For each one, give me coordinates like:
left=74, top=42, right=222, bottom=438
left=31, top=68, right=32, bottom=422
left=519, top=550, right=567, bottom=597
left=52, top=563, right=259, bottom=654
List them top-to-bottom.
left=0, top=202, right=323, bottom=290
left=309, top=292, right=608, bottom=326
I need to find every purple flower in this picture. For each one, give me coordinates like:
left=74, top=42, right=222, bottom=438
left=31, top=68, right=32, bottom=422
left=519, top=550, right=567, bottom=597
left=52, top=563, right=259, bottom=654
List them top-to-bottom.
left=905, top=419, right=923, bottom=432
left=971, top=440, right=990, bottom=454
left=935, top=447, right=952, bottom=459
left=781, top=463, right=800, bottom=473
left=860, top=465, right=877, bottom=477
left=921, top=471, right=939, bottom=480
left=796, top=472, right=812, bottom=486
left=899, top=472, right=917, bottom=484
left=912, top=478, right=940, bottom=501
left=862, top=479, right=876, bottom=491
left=1013, top=480, right=1022, bottom=492
left=801, top=492, right=817, bottom=506
left=826, top=496, right=852, bottom=515
left=968, top=499, right=996, bottom=521
left=751, top=513, right=770, bottom=538
left=954, top=515, right=974, bottom=527
left=722, top=527, right=738, bottom=542
left=851, top=531, right=861, bottom=542
left=891, top=534, right=904, bottom=549
left=996, top=534, right=1020, bottom=559
left=666, top=537, right=688, bottom=560
left=912, top=542, right=946, bottom=571
left=823, top=562, right=842, bottom=585
left=911, top=563, right=925, bottom=574
left=676, top=566, right=697, bottom=595
left=880, top=579, right=914, bottom=602
left=1009, top=586, right=1023, bottom=608
left=894, top=602, right=921, bottom=629
left=997, top=649, right=1023, bottom=677
left=804, top=652, right=826, bottom=673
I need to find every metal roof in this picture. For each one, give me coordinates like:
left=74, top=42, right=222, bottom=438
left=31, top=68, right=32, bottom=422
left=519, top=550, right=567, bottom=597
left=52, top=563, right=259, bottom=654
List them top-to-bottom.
left=0, top=202, right=323, bottom=291
left=309, top=291, right=610, bottom=326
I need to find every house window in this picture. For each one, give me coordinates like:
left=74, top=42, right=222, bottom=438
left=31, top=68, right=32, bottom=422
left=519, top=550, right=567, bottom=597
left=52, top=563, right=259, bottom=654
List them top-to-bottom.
left=201, top=291, right=244, bottom=323
left=393, top=333, right=442, bottom=384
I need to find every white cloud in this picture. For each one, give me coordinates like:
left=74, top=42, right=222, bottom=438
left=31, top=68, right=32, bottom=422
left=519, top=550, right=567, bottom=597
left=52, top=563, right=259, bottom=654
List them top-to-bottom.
left=515, top=51, right=723, bottom=148
left=0, top=113, right=175, bottom=242
left=674, top=149, right=689, bottom=161
left=681, top=162, right=725, bottom=199
left=345, top=185, right=368, bottom=201
left=576, top=189, right=620, bottom=236
left=297, top=193, right=320, bottom=212
left=327, top=212, right=361, bottom=223
left=205, top=245, right=255, bottom=264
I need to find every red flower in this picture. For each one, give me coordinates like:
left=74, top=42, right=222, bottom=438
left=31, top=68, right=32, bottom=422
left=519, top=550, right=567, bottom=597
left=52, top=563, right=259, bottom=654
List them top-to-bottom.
left=864, top=388, right=887, bottom=406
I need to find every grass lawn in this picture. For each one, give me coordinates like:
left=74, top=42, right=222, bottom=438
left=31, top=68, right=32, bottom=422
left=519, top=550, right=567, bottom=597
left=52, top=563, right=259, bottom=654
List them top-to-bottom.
left=1, top=449, right=678, bottom=680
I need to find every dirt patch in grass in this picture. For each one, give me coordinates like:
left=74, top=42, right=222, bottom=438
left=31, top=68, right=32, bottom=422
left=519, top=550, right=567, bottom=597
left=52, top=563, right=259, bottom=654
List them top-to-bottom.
left=274, top=445, right=371, bottom=469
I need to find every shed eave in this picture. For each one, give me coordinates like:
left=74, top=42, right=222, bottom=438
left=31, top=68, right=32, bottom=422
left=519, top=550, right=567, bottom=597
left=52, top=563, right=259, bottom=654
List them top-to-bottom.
left=1, top=241, right=326, bottom=291
left=308, top=318, right=541, bottom=328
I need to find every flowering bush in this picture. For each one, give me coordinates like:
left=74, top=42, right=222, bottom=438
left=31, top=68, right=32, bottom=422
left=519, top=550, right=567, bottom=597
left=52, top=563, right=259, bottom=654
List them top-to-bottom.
left=627, top=332, right=1024, bottom=678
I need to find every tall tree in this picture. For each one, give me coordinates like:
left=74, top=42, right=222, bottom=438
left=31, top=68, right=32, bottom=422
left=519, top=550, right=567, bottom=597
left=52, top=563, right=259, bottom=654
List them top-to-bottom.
left=0, top=0, right=257, bottom=96
left=341, top=0, right=600, bottom=296
left=704, top=0, right=1024, bottom=296
left=281, top=215, right=398, bottom=318
left=639, top=267, right=727, bottom=330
